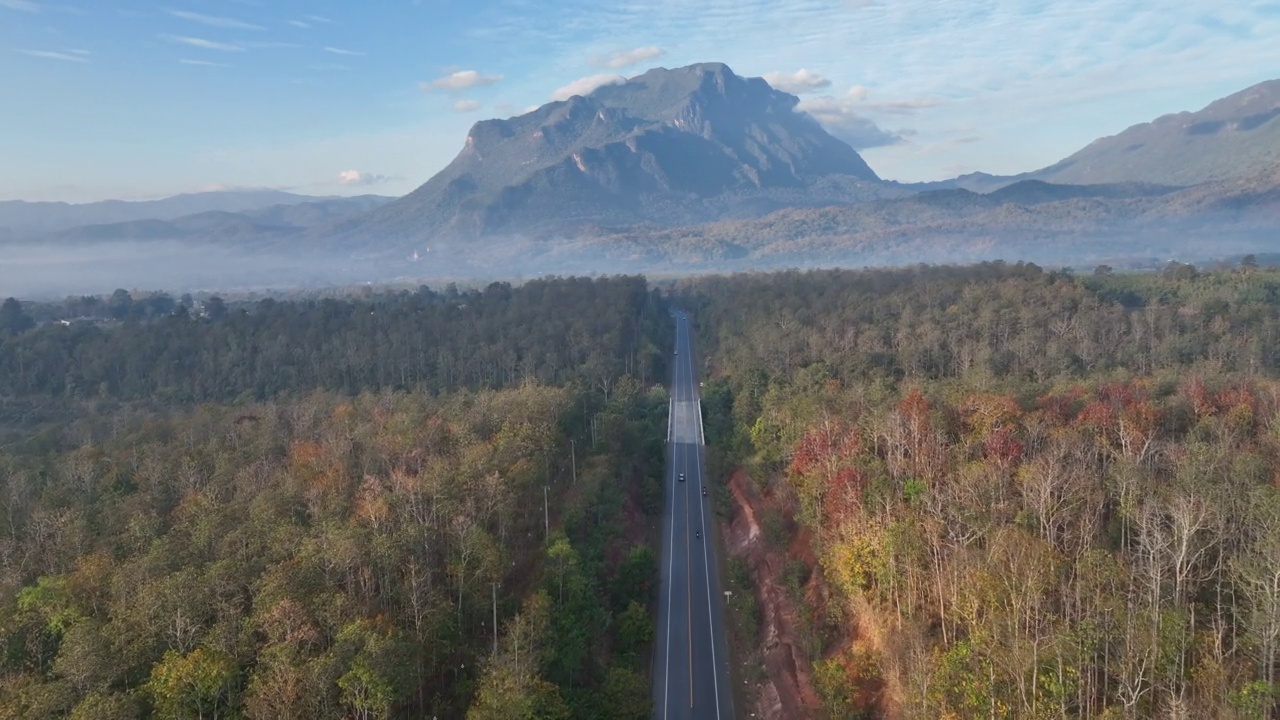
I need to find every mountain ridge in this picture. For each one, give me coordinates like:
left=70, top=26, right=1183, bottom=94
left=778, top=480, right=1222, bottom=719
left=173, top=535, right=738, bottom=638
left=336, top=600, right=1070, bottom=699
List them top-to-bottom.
left=909, top=79, right=1280, bottom=192
left=0, top=190, right=395, bottom=236
left=6, top=196, right=395, bottom=245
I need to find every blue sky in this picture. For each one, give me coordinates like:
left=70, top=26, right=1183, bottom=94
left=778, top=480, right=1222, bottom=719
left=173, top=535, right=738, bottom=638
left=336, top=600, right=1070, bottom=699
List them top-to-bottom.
left=2, top=0, right=1279, bottom=202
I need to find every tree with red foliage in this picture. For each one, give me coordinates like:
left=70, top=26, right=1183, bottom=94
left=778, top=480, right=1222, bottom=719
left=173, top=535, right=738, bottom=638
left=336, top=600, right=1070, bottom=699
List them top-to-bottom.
left=983, top=427, right=1025, bottom=469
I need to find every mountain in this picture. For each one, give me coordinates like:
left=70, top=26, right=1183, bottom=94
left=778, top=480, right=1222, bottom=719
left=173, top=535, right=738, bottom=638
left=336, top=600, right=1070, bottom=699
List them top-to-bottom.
left=332, top=62, right=889, bottom=248
left=906, top=79, right=1280, bottom=192
left=1026, top=79, right=1280, bottom=187
left=0, top=189, right=393, bottom=236
left=24, top=196, right=395, bottom=245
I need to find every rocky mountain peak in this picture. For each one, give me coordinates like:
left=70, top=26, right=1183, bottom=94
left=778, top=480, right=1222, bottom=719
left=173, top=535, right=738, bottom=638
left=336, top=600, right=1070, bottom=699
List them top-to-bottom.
left=348, top=62, right=881, bottom=243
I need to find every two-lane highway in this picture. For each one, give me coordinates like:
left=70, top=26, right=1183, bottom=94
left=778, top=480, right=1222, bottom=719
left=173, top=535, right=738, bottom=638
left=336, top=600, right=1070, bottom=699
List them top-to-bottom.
left=653, top=312, right=734, bottom=720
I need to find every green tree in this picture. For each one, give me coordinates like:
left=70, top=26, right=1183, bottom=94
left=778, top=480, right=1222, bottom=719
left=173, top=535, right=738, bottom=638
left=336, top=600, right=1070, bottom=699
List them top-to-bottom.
left=0, top=298, right=34, bottom=334
left=615, top=601, right=651, bottom=661
left=146, top=648, right=237, bottom=720
left=594, top=667, right=648, bottom=720
left=68, top=691, right=140, bottom=720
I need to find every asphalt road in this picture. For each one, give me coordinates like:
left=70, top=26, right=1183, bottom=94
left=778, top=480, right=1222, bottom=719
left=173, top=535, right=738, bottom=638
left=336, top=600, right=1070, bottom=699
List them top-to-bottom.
left=652, top=312, right=735, bottom=720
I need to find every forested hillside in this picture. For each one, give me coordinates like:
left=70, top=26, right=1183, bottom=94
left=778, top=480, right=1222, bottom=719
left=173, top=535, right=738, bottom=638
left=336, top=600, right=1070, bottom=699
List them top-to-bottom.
left=683, top=262, right=1280, bottom=718
left=0, top=276, right=669, bottom=719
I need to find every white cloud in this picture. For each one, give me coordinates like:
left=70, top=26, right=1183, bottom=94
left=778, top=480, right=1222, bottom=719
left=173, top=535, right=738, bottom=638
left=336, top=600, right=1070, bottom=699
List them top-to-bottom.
left=0, top=0, right=39, bottom=11
left=165, top=9, right=263, bottom=31
left=305, top=14, right=333, bottom=24
left=287, top=19, right=310, bottom=29
left=160, top=35, right=245, bottom=52
left=324, top=46, right=365, bottom=56
left=593, top=46, right=664, bottom=69
left=13, top=48, right=87, bottom=62
left=180, top=58, right=230, bottom=67
left=762, top=68, right=831, bottom=95
left=422, top=69, right=504, bottom=92
left=550, top=73, right=624, bottom=101
left=837, top=85, right=941, bottom=114
left=796, top=96, right=904, bottom=149
left=453, top=99, right=481, bottom=112
left=338, top=170, right=391, bottom=186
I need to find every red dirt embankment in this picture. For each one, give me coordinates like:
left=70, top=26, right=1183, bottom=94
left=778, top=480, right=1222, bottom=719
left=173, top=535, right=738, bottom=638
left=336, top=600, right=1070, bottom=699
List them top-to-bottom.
left=724, top=469, right=825, bottom=719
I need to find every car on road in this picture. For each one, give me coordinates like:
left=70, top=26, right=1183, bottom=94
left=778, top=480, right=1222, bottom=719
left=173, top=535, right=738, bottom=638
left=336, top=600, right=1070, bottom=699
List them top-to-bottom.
left=678, top=472, right=686, bottom=482
left=702, top=486, right=707, bottom=496
left=695, top=530, right=700, bottom=539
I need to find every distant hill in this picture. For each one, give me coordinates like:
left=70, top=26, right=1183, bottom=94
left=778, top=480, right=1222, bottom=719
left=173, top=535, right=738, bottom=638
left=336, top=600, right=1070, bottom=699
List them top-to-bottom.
left=327, top=62, right=891, bottom=249
left=906, top=79, right=1280, bottom=192
left=1029, top=79, right=1280, bottom=186
left=604, top=168, right=1278, bottom=264
left=985, top=180, right=1181, bottom=204
left=0, top=190, right=394, bottom=236
left=30, top=196, right=395, bottom=245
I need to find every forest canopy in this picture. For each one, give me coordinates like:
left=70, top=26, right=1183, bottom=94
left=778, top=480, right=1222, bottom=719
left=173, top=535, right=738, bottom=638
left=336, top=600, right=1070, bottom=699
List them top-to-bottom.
left=681, top=262, right=1280, bottom=718
left=0, top=276, right=671, bottom=719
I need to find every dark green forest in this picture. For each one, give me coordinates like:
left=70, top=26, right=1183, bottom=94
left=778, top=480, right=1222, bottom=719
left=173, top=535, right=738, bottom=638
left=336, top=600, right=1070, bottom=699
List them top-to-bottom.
left=680, top=262, right=1280, bottom=718
left=0, top=276, right=669, bottom=719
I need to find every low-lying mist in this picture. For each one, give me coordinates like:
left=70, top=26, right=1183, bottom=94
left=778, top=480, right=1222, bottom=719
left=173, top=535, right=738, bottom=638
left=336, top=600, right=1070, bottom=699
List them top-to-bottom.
left=1, top=225, right=1272, bottom=300
left=0, top=242, right=397, bottom=299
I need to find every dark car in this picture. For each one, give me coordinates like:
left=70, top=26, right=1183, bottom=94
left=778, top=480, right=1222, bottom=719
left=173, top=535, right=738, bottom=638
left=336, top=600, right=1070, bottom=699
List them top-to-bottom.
left=678, top=472, right=686, bottom=482
left=702, top=486, right=707, bottom=496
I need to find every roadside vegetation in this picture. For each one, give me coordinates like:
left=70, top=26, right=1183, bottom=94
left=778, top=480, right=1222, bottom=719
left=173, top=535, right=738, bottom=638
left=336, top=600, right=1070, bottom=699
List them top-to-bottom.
left=686, top=261, right=1280, bottom=718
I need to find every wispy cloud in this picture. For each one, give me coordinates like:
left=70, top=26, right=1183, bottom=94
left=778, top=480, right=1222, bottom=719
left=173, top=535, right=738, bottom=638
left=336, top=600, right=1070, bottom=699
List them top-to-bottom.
left=0, top=0, right=39, bottom=11
left=165, top=9, right=263, bottom=31
left=305, top=14, right=332, bottom=24
left=287, top=19, right=310, bottom=28
left=160, top=34, right=245, bottom=52
left=323, top=46, right=365, bottom=56
left=592, top=46, right=664, bottom=69
left=13, top=48, right=87, bottom=62
left=180, top=58, right=231, bottom=67
left=762, top=68, right=831, bottom=95
left=421, top=69, right=504, bottom=92
left=551, top=73, right=624, bottom=101
left=823, top=85, right=940, bottom=115
left=864, top=98, right=942, bottom=114
left=453, top=99, right=481, bottom=112
left=338, top=170, right=391, bottom=186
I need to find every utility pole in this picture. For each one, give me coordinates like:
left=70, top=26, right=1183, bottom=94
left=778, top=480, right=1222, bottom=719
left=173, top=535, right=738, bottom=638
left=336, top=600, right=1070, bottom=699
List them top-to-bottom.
left=570, top=439, right=577, bottom=485
left=544, top=486, right=549, bottom=539
left=492, top=582, right=498, bottom=657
